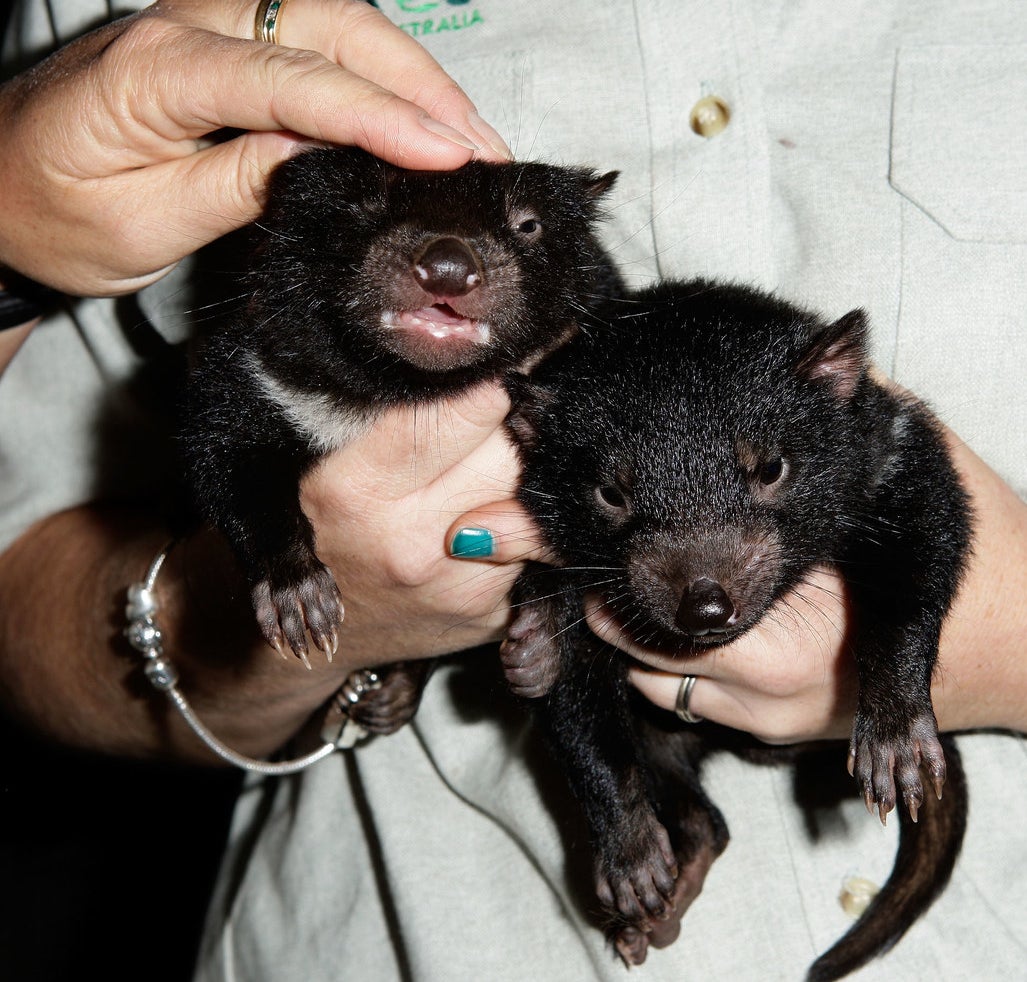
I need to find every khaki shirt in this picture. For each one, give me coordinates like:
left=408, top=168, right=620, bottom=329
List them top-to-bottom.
left=4, top=2, right=1026, bottom=979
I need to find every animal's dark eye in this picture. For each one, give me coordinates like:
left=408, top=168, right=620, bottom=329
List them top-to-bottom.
left=509, top=207, right=543, bottom=240
left=758, top=456, right=786, bottom=486
left=596, top=484, right=629, bottom=514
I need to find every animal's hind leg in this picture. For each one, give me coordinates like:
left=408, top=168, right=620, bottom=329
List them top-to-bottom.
left=537, top=647, right=680, bottom=955
left=610, top=724, right=730, bottom=964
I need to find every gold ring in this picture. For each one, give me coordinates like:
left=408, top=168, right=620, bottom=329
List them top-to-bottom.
left=255, top=0, right=291, bottom=44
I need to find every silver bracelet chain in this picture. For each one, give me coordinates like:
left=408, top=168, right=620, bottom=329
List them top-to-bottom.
left=124, top=541, right=374, bottom=775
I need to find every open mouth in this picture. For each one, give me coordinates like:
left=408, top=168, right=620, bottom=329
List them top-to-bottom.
left=382, top=305, right=491, bottom=344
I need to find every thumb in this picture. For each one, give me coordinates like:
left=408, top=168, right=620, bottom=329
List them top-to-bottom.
left=136, top=130, right=307, bottom=264
left=447, top=499, right=558, bottom=565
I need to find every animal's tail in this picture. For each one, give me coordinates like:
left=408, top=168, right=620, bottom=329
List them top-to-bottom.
left=806, top=735, right=967, bottom=982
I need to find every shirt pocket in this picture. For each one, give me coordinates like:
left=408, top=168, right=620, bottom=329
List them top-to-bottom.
left=889, top=44, right=1027, bottom=244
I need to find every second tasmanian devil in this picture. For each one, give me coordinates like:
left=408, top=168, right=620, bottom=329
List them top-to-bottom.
left=501, top=278, right=971, bottom=981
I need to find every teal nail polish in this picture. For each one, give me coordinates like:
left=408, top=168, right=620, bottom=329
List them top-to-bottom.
left=450, top=527, right=494, bottom=559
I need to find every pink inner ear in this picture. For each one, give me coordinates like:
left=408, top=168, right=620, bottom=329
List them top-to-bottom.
left=586, top=170, right=620, bottom=199
left=799, top=309, right=868, bottom=400
left=805, top=340, right=864, bottom=399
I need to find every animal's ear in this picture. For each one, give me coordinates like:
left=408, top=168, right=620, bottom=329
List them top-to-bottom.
left=584, top=170, right=619, bottom=200
left=795, top=308, right=868, bottom=400
left=505, top=375, right=557, bottom=450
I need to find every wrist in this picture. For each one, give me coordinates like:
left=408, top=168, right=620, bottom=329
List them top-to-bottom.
left=155, top=529, right=359, bottom=759
left=126, top=538, right=361, bottom=772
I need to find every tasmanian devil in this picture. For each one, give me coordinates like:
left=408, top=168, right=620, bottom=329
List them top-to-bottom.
left=181, top=146, right=619, bottom=710
left=500, top=278, right=971, bottom=980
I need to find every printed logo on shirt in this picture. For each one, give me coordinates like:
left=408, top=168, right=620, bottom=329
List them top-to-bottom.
left=369, top=0, right=485, bottom=38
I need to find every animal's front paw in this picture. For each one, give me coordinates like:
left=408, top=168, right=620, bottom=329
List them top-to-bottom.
left=252, top=565, right=343, bottom=665
left=500, top=605, right=561, bottom=698
left=848, top=708, right=946, bottom=824
left=595, top=816, right=678, bottom=961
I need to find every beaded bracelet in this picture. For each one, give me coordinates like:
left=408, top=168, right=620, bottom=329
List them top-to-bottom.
left=124, top=541, right=378, bottom=774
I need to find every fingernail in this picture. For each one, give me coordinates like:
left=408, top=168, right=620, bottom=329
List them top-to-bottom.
left=467, top=111, right=514, bottom=160
left=419, top=116, right=480, bottom=152
left=450, top=526, right=495, bottom=559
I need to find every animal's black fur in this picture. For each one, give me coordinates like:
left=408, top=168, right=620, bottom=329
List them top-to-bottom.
left=180, top=146, right=619, bottom=690
left=182, top=150, right=971, bottom=975
left=503, top=278, right=971, bottom=979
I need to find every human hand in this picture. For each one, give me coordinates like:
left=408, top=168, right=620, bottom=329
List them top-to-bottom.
left=0, top=0, right=510, bottom=296
left=299, top=381, right=549, bottom=670
left=590, top=427, right=1027, bottom=743
left=587, top=569, right=860, bottom=745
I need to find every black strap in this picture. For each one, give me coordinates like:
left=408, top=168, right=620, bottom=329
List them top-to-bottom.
left=0, top=275, right=56, bottom=331
left=0, top=290, right=43, bottom=331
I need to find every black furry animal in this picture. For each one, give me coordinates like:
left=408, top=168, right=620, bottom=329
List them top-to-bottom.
left=181, top=146, right=619, bottom=695
left=501, top=279, right=971, bottom=980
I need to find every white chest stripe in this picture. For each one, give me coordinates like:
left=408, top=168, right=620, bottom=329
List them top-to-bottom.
left=245, top=353, right=374, bottom=454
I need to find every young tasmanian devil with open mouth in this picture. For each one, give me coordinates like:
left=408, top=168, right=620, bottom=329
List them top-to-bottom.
left=181, top=147, right=619, bottom=705
left=500, top=278, right=971, bottom=981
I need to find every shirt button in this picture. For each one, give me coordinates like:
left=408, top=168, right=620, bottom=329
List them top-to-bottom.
left=689, top=95, right=731, bottom=138
left=838, top=875, right=880, bottom=919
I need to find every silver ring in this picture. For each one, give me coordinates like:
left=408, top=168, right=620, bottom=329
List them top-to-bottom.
left=255, top=0, right=291, bottom=44
left=675, top=674, right=703, bottom=724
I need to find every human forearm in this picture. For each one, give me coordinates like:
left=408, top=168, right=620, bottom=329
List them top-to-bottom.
left=0, top=273, right=41, bottom=373
left=0, top=323, right=34, bottom=375
left=0, top=385, right=543, bottom=763
left=932, top=434, right=1027, bottom=733
left=0, top=506, right=353, bottom=763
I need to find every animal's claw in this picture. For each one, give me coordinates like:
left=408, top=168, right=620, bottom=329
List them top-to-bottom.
left=252, top=566, right=344, bottom=664
left=849, top=708, right=945, bottom=823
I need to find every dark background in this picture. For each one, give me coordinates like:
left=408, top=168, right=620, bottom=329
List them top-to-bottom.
left=0, top=716, right=241, bottom=982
